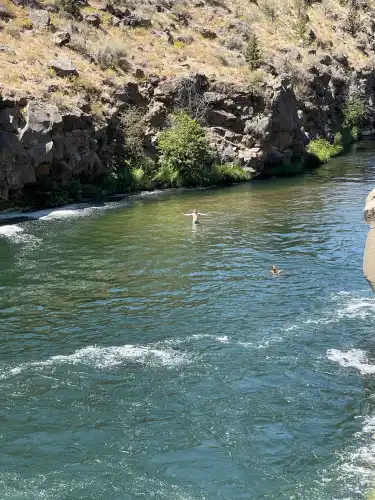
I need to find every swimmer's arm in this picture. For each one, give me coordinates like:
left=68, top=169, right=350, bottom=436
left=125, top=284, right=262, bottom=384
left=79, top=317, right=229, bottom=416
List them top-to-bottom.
left=198, top=212, right=209, bottom=215
left=181, top=213, right=193, bottom=216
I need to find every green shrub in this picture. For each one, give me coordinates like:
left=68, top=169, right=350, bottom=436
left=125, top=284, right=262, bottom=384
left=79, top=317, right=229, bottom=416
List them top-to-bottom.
left=56, top=0, right=80, bottom=16
left=244, top=34, right=263, bottom=70
left=94, top=42, right=129, bottom=71
left=342, top=97, right=366, bottom=139
left=119, top=108, right=146, bottom=160
left=157, top=111, right=216, bottom=186
left=306, top=133, right=343, bottom=163
left=98, top=160, right=153, bottom=194
left=153, top=164, right=183, bottom=187
left=211, top=164, right=252, bottom=184
left=129, top=166, right=152, bottom=190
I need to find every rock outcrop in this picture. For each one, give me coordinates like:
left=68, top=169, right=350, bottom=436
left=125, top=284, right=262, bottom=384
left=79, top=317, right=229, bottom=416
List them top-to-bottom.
left=0, top=56, right=374, bottom=206
left=0, top=97, right=104, bottom=198
left=364, top=188, right=375, bottom=291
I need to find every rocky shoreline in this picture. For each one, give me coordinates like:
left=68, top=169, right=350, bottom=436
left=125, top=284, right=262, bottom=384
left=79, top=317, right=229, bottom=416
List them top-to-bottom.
left=2, top=49, right=375, bottom=208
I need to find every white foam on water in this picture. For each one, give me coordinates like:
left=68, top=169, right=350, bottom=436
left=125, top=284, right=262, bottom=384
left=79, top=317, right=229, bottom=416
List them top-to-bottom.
left=32, top=204, right=104, bottom=221
left=0, top=224, right=41, bottom=246
left=0, top=224, right=23, bottom=237
left=337, top=298, right=375, bottom=320
left=215, top=335, right=230, bottom=343
left=0, top=344, right=190, bottom=380
left=45, top=344, right=190, bottom=368
left=326, top=349, right=375, bottom=374
left=333, top=418, right=375, bottom=498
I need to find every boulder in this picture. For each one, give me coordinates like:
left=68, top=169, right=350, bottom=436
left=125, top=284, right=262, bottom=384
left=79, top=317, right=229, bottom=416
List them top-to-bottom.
left=0, top=2, right=13, bottom=19
left=44, top=3, right=58, bottom=13
left=107, top=5, right=131, bottom=17
left=28, top=9, right=50, bottom=28
left=84, top=13, right=101, bottom=27
left=122, top=14, right=151, bottom=28
left=110, top=15, right=121, bottom=26
left=199, top=27, right=217, bottom=39
left=54, top=31, right=71, bottom=47
left=176, top=35, right=194, bottom=45
left=319, top=54, right=332, bottom=66
left=333, top=54, right=349, bottom=67
left=50, top=58, right=78, bottom=77
left=134, top=68, right=145, bottom=79
left=114, top=82, right=148, bottom=107
left=19, top=102, right=62, bottom=147
left=145, top=102, right=168, bottom=127
left=0, top=107, right=21, bottom=132
left=61, top=109, right=85, bottom=132
left=206, top=109, right=237, bottom=127
left=52, top=132, right=78, bottom=162
left=238, top=147, right=263, bottom=165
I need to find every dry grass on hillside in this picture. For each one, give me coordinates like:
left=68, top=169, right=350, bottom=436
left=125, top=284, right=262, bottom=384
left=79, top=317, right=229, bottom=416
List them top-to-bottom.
left=0, top=0, right=374, bottom=110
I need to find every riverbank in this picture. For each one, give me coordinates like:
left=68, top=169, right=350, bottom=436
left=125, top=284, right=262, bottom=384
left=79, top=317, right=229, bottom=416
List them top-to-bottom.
left=0, top=130, right=367, bottom=221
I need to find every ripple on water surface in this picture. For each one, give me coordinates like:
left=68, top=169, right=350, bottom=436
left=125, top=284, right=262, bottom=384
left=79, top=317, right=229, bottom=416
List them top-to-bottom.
left=1, top=153, right=375, bottom=499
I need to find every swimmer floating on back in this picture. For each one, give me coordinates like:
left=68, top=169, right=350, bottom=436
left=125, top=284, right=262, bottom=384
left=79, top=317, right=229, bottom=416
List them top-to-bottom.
left=181, top=208, right=208, bottom=224
left=271, top=265, right=283, bottom=276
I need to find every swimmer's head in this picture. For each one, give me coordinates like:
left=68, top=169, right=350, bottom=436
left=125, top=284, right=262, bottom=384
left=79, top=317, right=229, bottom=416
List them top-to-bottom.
left=193, top=208, right=198, bottom=214
left=272, top=265, right=277, bottom=270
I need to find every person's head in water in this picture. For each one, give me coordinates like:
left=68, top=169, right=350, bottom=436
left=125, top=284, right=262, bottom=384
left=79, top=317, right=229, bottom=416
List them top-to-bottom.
left=193, top=208, right=198, bottom=214
left=272, top=265, right=278, bottom=273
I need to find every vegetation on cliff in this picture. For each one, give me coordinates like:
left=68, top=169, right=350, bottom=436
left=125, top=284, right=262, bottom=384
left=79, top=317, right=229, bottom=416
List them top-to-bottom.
left=1, top=0, right=375, bottom=208
left=307, top=134, right=344, bottom=163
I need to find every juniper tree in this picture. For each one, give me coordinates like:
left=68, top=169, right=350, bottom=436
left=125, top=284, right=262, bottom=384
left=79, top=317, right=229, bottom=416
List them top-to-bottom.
left=244, top=34, right=263, bottom=70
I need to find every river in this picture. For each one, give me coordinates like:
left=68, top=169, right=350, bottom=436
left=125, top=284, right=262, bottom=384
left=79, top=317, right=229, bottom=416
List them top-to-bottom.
left=1, top=142, right=375, bottom=499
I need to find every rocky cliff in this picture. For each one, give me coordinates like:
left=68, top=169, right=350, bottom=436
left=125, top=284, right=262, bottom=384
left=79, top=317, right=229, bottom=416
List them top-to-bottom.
left=1, top=0, right=375, bottom=205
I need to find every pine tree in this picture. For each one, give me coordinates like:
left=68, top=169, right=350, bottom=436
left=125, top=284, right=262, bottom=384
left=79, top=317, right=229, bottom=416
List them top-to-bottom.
left=244, top=34, right=263, bottom=70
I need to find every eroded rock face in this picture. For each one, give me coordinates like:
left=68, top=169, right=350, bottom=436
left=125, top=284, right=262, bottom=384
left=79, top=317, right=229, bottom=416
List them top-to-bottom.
left=0, top=64, right=373, bottom=205
left=0, top=73, right=309, bottom=200
left=0, top=98, right=104, bottom=199
left=364, top=188, right=375, bottom=291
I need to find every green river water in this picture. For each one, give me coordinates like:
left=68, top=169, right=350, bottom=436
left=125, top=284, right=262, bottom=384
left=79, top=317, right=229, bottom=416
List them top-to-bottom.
left=1, top=142, right=375, bottom=499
